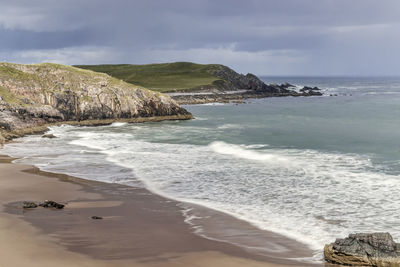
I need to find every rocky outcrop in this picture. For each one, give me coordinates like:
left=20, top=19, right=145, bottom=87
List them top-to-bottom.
left=0, top=63, right=192, bottom=143
left=167, top=65, right=323, bottom=104
left=209, top=65, right=292, bottom=93
left=22, top=200, right=64, bottom=209
left=324, top=233, right=400, bottom=266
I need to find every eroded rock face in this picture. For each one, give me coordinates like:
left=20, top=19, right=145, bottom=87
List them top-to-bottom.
left=0, top=63, right=191, bottom=134
left=210, top=66, right=292, bottom=93
left=324, top=233, right=400, bottom=266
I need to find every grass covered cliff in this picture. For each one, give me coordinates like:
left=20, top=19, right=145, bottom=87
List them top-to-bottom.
left=0, top=62, right=191, bottom=144
left=75, top=62, right=284, bottom=93
left=75, top=62, right=222, bottom=92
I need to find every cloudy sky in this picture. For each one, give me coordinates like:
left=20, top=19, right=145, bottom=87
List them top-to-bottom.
left=0, top=0, right=399, bottom=75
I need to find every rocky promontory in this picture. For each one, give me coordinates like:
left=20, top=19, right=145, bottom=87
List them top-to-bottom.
left=0, top=63, right=192, bottom=145
left=75, top=63, right=323, bottom=105
left=169, top=65, right=323, bottom=104
left=324, top=233, right=400, bottom=266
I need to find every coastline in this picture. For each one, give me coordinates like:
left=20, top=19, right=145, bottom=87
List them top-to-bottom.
left=169, top=91, right=323, bottom=105
left=0, top=114, right=193, bottom=145
left=0, top=154, right=322, bottom=266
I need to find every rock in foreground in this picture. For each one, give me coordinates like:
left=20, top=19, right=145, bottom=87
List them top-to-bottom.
left=39, top=200, right=65, bottom=209
left=324, top=233, right=400, bottom=266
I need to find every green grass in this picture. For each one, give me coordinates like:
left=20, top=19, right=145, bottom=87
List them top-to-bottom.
left=75, top=62, right=224, bottom=92
left=0, top=85, right=25, bottom=106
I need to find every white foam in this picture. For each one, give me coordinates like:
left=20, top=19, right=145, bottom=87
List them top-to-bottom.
left=110, top=122, right=128, bottom=127
left=2, top=123, right=400, bottom=260
left=209, top=141, right=289, bottom=163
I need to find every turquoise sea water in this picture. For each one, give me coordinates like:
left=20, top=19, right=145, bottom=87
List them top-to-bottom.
left=2, top=76, right=400, bottom=259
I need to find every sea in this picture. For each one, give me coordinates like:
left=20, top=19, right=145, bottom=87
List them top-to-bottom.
left=2, top=76, right=400, bottom=261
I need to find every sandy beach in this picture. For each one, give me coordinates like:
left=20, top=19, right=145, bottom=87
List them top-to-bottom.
left=0, top=154, right=322, bottom=267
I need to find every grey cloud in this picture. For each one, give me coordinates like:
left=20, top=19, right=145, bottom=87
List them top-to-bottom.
left=0, top=0, right=399, bottom=75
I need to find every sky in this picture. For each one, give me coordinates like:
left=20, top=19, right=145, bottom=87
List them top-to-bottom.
left=0, top=0, right=399, bottom=76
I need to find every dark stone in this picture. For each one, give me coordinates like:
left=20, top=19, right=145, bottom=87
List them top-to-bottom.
left=281, top=82, right=295, bottom=89
left=299, top=86, right=322, bottom=92
left=42, top=134, right=56, bottom=138
left=39, top=200, right=65, bottom=209
left=23, top=201, right=38, bottom=209
left=91, top=216, right=103, bottom=220
left=324, top=233, right=400, bottom=266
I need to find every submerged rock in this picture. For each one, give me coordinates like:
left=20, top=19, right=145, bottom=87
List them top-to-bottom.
left=42, top=133, right=56, bottom=138
left=39, top=200, right=65, bottom=209
left=23, top=201, right=38, bottom=209
left=91, top=216, right=103, bottom=220
left=324, top=233, right=400, bottom=266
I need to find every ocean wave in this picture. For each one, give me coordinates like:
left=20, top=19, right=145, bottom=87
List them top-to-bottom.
left=3, top=120, right=400, bottom=259
left=208, top=141, right=288, bottom=163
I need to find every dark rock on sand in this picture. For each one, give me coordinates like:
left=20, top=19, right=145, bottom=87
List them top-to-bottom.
left=39, top=200, right=65, bottom=209
left=23, top=201, right=38, bottom=209
left=91, top=216, right=103, bottom=220
left=324, top=233, right=400, bottom=266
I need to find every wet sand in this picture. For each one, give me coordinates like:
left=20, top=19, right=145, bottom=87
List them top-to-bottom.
left=0, top=154, right=323, bottom=267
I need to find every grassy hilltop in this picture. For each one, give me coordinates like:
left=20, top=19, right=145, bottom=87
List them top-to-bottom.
left=75, top=62, right=225, bottom=93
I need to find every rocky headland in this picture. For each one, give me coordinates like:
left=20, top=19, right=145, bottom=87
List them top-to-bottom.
left=0, top=62, right=192, bottom=146
left=75, top=62, right=323, bottom=105
left=167, top=66, right=323, bottom=104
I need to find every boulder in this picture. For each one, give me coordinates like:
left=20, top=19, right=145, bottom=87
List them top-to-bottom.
left=39, top=200, right=65, bottom=209
left=23, top=201, right=38, bottom=209
left=324, top=233, right=400, bottom=266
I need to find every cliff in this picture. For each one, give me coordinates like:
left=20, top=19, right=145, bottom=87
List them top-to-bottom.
left=75, top=62, right=290, bottom=93
left=0, top=63, right=192, bottom=145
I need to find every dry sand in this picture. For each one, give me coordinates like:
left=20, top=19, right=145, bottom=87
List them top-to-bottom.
left=0, top=155, right=322, bottom=267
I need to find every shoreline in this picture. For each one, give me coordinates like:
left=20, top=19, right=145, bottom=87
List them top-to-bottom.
left=169, top=91, right=323, bottom=105
left=0, top=114, right=193, bottom=146
left=0, top=154, right=323, bottom=266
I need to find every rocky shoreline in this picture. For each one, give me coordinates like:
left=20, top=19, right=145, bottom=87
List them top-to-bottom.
left=0, top=63, right=192, bottom=146
left=166, top=65, right=324, bottom=105
left=170, top=84, right=323, bottom=105
left=0, top=114, right=193, bottom=146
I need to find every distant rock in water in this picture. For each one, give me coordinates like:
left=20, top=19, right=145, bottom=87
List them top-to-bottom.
left=0, top=63, right=191, bottom=144
left=299, top=86, right=323, bottom=96
left=42, top=134, right=56, bottom=139
left=324, top=233, right=400, bottom=266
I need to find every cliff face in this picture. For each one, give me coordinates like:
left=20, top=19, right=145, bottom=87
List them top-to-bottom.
left=0, top=63, right=191, bottom=142
left=209, top=65, right=289, bottom=93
